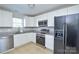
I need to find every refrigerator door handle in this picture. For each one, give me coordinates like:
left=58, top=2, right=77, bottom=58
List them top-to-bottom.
left=63, top=23, right=66, bottom=53
left=64, top=23, right=68, bottom=53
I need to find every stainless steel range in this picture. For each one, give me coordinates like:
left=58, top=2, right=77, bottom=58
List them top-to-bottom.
left=36, top=29, right=49, bottom=46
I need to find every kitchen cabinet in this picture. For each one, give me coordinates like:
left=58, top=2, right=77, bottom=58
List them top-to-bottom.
left=32, top=5, right=79, bottom=27
left=24, top=6, right=71, bottom=27
left=35, top=8, right=68, bottom=27
left=48, top=8, right=67, bottom=26
left=0, top=10, right=12, bottom=27
left=47, top=16, right=54, bottom=27
left=24, top=17, right=37, bottom=27
left=26, top=17, right=34, bottom=27
left=14, top=33, right=36, bottom=48
left=29, top=33, right=36, bottom=43
left=45, top=34, right=54, bottom=50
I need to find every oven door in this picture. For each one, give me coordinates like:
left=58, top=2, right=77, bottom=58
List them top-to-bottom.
left=36, top=35, right=45, bottom=46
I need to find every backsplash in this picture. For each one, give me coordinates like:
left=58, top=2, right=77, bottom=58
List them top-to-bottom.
left=0, top=27, right=54, bottom=35
left=0, top=27, right=36, bottom=33
left=0, top=27, right=18, bottom=33
left=36, top=27, right=54, bottom=34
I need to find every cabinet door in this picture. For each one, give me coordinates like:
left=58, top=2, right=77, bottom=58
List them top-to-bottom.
left=0, top=10, right=12, bottom=27
left=0, top=10, right=3, bottom=27
left=3, top=11, right=12, bottom=27
left=48, top=16, right=54, bottom=26
left=24, top=17, right=37, bottom=27
left=27, top=17, right=34, bottom=27
left=14, top=33, right=36, bottom=47
left=29, top=33, right=36, bottom=43
left=14, top=34, right=30, bottom=47
left=45, top=35, right=54, bottom=50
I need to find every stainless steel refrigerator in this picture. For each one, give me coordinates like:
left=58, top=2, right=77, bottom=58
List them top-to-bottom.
left=54, top=13, right=79, bottom=54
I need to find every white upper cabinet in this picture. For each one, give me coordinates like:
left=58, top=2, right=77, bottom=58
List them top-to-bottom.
left=24, top=5, right=79, bottom=27
left=68, top=5, right=79, bottom=15
left=35, top=8, right=68, bottom=27
left=47, top=8, right=67, bottom=26
left=0, top=10, right=12, bottom=27
left=35, top=13, right=55, bottom=27
left=24, top=16, right=37, bottom=27
left=24, top=16, right=30, bottom=27
left=27, top=17, right=34, bottom=27
left=28, top=17, right=36, bottom=27
left=33, top=17, right=38, bottom=27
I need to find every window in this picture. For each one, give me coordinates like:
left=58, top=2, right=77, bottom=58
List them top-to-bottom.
left=13, top=18, right=24, bottom=27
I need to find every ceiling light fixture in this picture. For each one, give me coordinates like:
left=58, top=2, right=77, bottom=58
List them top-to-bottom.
left=28, top=4, right=35, bottom=9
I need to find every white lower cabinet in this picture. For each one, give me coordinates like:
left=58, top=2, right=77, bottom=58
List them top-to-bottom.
left=14, top=32, right=54, bottom=50
left=14, top=33, right=36, bottom=48
left=45, top=35, right=54, bottom=50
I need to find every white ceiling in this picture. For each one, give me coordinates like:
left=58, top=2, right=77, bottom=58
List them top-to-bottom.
left=0, top=4, right=76, bottom=16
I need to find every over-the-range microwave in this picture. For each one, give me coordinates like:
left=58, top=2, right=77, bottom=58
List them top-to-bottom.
left=38, top=20, right=48, bottom=27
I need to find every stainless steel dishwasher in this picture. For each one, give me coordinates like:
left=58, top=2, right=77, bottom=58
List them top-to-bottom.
left=0, top=35, right=14, bottom=53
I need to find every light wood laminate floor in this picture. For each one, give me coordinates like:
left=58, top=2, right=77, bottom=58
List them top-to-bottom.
left=4, top=42, right=53, bottom=54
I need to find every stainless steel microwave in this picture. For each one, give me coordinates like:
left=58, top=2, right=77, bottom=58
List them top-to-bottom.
left=38, top=20, right=48, bottom=27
